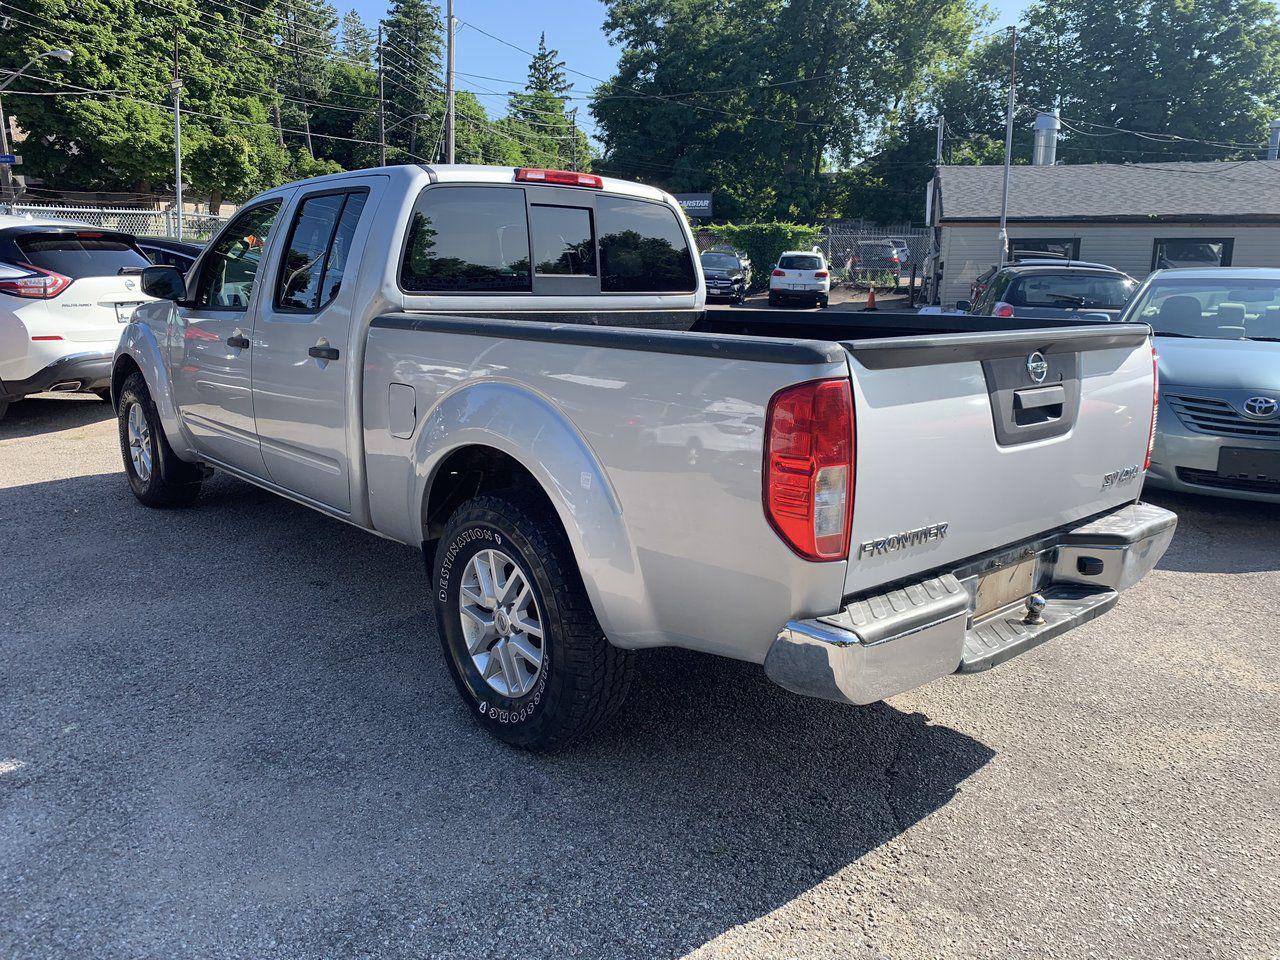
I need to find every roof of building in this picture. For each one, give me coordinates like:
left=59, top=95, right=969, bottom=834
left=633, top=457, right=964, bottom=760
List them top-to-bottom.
left=937, top=160, right=1280, bottom=223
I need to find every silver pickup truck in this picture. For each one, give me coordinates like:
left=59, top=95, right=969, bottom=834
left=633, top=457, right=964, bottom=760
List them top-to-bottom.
left=113, top=164, right=1176, bottom=749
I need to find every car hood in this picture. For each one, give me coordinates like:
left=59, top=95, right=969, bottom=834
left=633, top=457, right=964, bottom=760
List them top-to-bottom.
left=703, top=270, right=742, bottom=281
left=1155, top=335, right=1280, bottom=391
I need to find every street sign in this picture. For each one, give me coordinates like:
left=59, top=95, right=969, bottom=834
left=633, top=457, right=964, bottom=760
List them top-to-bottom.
left=0, top=154, right=20, bottom=166
left=674, top=193, right=713, bottom=219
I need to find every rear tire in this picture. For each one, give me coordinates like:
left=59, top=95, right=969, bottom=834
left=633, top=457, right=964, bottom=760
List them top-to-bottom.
left=117, top=372, right=203, bottom=508
left=432, top=491, right=634, bottom=750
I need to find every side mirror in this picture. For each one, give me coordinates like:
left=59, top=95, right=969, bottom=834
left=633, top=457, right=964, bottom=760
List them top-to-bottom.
left=141, top=264, right=187, bottom=302
left=955, top=299, right=973, bottom=313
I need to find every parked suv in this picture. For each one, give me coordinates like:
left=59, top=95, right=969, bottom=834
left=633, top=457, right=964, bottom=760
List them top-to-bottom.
left=0, top=217, right=152, bottom=418
left=848, top=240, right=904, bottom=287
left=699, top=247, right=750, bottom=303
left=768, top=250, right=829, bottom=307
left=959, top=262, right=1137, bottom=321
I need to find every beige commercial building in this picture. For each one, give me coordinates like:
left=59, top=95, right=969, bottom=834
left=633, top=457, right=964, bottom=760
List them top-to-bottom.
left=931, top=160, right=1280, bottom=306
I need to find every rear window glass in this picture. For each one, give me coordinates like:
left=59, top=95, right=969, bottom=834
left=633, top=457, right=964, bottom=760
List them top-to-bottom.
left=401, top=186, right=531, bottom=292
left=597, top=195, right=696, bottom=293
left=530, top=204, right=596, bottom=276
left=15, top=233, right=149, bottom=279
left=779, top=255, right=822, bottom=270
left=1009, top=272, right=1136, bottom=309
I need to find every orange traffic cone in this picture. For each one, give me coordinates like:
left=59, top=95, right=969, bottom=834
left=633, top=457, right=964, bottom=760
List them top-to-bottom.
left=864, top=286, right=878, bottom=311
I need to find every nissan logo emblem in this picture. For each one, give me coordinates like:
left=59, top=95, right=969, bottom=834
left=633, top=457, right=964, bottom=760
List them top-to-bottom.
left=1026, top=352, right=1049, bottom=384
left=1242, top=396, right=1278, bottom=419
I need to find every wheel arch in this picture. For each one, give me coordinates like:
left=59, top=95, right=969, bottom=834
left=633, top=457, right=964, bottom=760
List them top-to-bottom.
left=114, top=316, right=198, bottom=460
left=411, top=381, right=650, bottom=647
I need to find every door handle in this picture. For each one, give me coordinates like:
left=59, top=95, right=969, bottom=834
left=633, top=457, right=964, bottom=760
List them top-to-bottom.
left=226, top=335, right=250, bottom=349
left=308, top=344, right=340, bottom=361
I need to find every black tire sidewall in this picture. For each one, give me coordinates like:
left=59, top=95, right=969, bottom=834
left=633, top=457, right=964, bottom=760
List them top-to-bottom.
left=117, top=377, right=161, bottom=501
left=433, top=502, right=570, bottom=746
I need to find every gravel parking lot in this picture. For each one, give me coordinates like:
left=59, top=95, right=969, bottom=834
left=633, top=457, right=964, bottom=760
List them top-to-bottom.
left=2, top=394, right=1278, bottom=960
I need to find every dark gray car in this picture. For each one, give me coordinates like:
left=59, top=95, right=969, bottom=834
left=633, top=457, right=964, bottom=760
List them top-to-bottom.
left=960, top=263, right=1138, bottom=321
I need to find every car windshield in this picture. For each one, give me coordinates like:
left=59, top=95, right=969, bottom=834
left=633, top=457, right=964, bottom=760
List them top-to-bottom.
left=700, top=253, right=739, bottom=270
left=779, top=254, right=822, bottom=270
left=1008, top=272, right=1136, bottom=309
left=1126, top=277, right=1280, bottom=341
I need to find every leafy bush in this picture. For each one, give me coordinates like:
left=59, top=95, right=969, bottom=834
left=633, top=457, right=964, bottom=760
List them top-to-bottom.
left=706, top=222, right=823, bottom=291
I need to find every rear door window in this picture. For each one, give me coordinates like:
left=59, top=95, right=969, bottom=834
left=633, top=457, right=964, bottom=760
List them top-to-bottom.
left=401, top=186, right=531, bottom=292
left=276, top=190, right=368, bottom=311
left=597, top=195, right=696, bottom=293
left=14, top=232, right=150, bottom=278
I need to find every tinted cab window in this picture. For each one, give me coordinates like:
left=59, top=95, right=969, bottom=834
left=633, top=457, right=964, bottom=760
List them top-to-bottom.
left=401, top=186, right=531, bottom=292
left=276, top=190, right=368, bottom=310
left=597, top=195, right=696, bottom=293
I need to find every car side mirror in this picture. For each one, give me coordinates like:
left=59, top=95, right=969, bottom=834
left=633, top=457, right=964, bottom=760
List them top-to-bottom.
left=141, top=264, right=187, bottom=302
left=955, top=299, right=972, bottom=312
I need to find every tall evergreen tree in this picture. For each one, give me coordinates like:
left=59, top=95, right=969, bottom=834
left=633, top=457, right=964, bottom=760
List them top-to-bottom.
left=273, top=0, right=339, bottom=158
left=380, top=0, right=443, bottom=162
left=338, top=9, right=375, bottom=66
left=505, top=31, right=590, bottom=170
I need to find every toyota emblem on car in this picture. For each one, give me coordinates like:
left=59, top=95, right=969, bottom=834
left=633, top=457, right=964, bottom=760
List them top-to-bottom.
left=1026, top=351, right=1049, bottom=384
left=1242, top=396, right=1278, bottom=419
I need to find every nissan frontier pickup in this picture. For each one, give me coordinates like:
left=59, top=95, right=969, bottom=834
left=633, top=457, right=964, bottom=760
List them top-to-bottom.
left=113, top=164, right=1176, bottom=748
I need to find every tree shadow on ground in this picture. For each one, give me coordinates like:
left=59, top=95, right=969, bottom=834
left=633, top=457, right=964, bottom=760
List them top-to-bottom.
left=1, top=470, right=993, bottom=960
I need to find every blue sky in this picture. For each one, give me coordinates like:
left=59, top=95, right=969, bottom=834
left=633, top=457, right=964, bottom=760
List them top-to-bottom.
left=341, top=0, right=1031, bottom=136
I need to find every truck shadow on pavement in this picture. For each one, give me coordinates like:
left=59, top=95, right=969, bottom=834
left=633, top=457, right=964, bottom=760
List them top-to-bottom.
left=0, top=394, right=115, bottom=440
left=2, top=470, right=994, bottom=960
left=1143, top=488, right=1280, bottom=575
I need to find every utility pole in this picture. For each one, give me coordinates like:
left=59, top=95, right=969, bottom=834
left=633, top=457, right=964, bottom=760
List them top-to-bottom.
left=444, top=0, right=455, bottom=164
left=377, top=25, right=386, bottom=165
left=997, top=25, right=1017, bottom=266
left=172, top=31, right=184, bottom=240
left=0, top=90, right=12, bottom=212
left=568, top=107, right=578, bottom=170
left=923, top=113, right=943, bottom=304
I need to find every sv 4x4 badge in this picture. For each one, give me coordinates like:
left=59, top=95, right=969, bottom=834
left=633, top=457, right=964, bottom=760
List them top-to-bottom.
left=1102, top=464, right=1141, bottom=489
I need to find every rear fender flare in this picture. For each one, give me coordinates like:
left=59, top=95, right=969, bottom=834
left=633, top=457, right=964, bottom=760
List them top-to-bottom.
left=412, top=380, right=651, bottom=645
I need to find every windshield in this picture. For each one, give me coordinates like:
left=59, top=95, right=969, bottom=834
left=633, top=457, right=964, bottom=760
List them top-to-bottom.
left=700, top=253, right=739, bottom=270
left=779, top=254, right=822, bottom=270
left=1008, top=272, right=1136, bottom=309
left=1126, top=277, right=1280, bottom=341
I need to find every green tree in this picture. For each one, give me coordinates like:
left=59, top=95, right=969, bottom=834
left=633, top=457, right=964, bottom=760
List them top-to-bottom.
left=273, top=0, right=339, bottom=159
left=380, top=0, right=443, bottom=162
left=592, top=0, right=980, bottom=221
left=1016, top=0, right=1280, bottom=163
left=338, top=9, right=375, bottom=65
left=503, top=31, right=591, bottom=170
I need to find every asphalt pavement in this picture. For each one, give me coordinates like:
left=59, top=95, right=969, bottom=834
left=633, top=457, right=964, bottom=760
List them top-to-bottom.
left=2, top=394, right=1277, bottom=960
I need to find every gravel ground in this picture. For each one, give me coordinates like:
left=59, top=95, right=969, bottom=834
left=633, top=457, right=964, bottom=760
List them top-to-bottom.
left=2, top=394, right=1277, bottom=960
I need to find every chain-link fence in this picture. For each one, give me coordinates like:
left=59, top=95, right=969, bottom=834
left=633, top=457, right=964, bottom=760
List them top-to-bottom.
left=4, top=203, right=229, bottom=241
left=820, top=223, right=930, bottom=289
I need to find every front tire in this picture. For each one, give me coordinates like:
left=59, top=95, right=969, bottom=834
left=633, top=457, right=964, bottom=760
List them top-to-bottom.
left=117, top=372, right=203, bottom=507
left=432, top=491, right=634, bottom=750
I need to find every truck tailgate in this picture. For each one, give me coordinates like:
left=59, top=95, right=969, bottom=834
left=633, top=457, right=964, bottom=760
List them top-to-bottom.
left=841, top=324, right=1155, bottom=597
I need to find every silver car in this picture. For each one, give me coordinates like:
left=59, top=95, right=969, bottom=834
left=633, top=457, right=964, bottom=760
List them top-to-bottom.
left=1122, top=268, right=1280, bottom=502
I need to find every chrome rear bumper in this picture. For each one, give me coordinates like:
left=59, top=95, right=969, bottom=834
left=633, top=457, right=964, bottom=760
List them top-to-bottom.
left=764, top=502, right=1177, bottom=706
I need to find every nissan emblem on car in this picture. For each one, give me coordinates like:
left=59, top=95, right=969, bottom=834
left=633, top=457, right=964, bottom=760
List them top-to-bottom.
left=1026, top=351, right=1049, bottom=384
left=1242, top=396, right=1278, bottom=419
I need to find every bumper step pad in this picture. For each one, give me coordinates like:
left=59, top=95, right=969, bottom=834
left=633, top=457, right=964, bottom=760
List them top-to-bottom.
left=959, top=585, right=1117, bottom=673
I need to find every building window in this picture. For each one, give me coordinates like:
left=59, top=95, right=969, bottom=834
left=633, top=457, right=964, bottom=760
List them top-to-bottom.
left=1008, top=237, right=1081, bottom=260
left=1151, top=238, right=1234, bottom=271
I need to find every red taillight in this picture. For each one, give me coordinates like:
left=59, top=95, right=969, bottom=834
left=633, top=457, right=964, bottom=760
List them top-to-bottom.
left=514, top=168, right=603, bottom=188
left=890, top=255, right=900, bottom=263
left=0, top=264, right=72, bottom=299
left=772, top=269, right=786, bottom=277
left=813, top=270, right=829, bottom=279
left=993, top=301, right=1015, bottom=318
left=31, top=335, right=63, bottom=341
left=1145, top=344, right=1159, bottom=470
left=764, top=378, right=854, bottom=561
